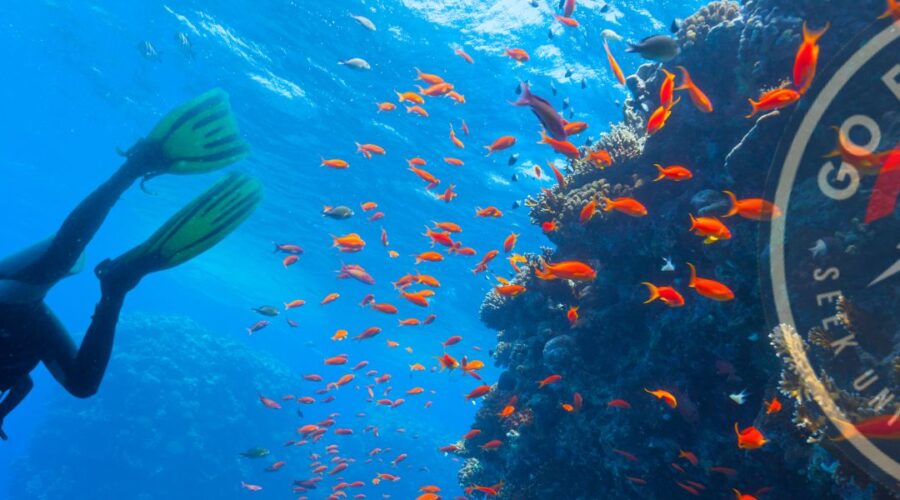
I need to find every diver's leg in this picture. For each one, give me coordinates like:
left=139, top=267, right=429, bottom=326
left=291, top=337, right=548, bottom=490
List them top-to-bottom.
left=15, top=162, right=143, bottom=285
left=40, top=290, right=125, bottom=399
left=0, top=375, right=34, bottom=440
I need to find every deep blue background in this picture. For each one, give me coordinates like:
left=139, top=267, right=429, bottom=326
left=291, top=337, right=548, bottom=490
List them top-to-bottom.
left=0, top=1, right=705, bottom=497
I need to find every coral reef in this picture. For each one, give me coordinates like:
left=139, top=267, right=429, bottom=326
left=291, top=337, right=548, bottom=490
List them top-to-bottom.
left=461, top=0, right=891, bottom=498
left=8, top=314, right=295, bottom=500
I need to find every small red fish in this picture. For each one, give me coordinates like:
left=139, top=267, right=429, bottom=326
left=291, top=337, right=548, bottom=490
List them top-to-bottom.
left=607, top=399, right=631, bottom=409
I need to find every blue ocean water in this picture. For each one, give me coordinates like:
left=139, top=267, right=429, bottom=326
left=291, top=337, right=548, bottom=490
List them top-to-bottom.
left=0, top=1, right=709, bottom=498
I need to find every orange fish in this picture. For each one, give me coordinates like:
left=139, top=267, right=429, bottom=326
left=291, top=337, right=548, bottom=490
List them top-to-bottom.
left=879, top=0, right=900, bottom=19
left=554, top=15, right=579, bottom=27
left=793, top=22, right=829, bottom=94
left=603, top=39, right=626, bottom=85
left=455, top=47, right=474, bottom=64
left=505, top=48, right=529, bottom=62
left=675, top=66, right=713, bottom=113
left=414, top=67, right=444, bottom=85
left=659, top=68, right=676, bottom=109
left=417, top=82, right=454, bottom=97
left=746, top=88, right=801, bottom=118
left=395, top=91, right=425, bottom=105
left=447, top=91, right=466, bottom=104
left=647, top=98, right=679, bottom=135
left=377, top=101, right=397, bottom=113
left=406, top=105, right=429, bottom=117
left=461, top=120, right=470, bottom=135
left=563, top=121, right=588, bottom=136
left=449, top=124, right=465, bottom=148
left=824, top=126, right=894, bottom=177
left=538, top=130, right=581, bottom=159
left=485, top=136, right=517, bottom=155
left=357, top=143, right=386, bottom=157
left=587, top=149, right=613, bottom=168
left=407, top=157, right=427, bottom=167
left=444, top=157, right=464, bottom=166
left=321, top=158, right=349, bottom=169
left=547, top=162, right=567, bottom=191
left=653, top=164, right=693, bottom=182
left=534, top=165, right=542, bottom=179
left=409, top=166, right=440, bottom=187
left=436, top=184, right=457, bottom=203
left=722, top=191, right=782, bottom=220
left=602, top=196, right=648, bottom=217
left=579, top=198, right=597, bottom=224
left=361, top=201, right=377, bottom=211
left=475, top=206, right=503, bottom=218
left=688, top=214, right=731, bottom=244
left=541, top=220, right=558, bottom=233
left=433, top=221, right=462, bottom=233
left=503, top=233, right=518, bottom=253
left=415, top=251, right=444, bottom=264
left=282, top=255, right=299, bottom=268
left=534, top=260, right=596, bottom=281
left=687, top=263, right=734, bottom=301
left=641, top=282, right=685, bottom=307
left=495, top=284, right=526, bottom=297
left=401, top=291, right=430, bottom=307
left=321, top=293, right=340, bottom=305
left=284, top=299, right=305, bottom=310
left=371, top=303, right=398, bottom=314
left=566, top=306, right=579, bottom=327
left=399, top=318, right=420, bottom=327
left=331, top=330, right=348, bottom=341
left=436, top=353, right=459, bottom=371
left=325, top=355, right=348, bottom=365
left=537, top=374, right=562, bottom=388
left=466, top=385, right=492, bottom=400
left=644, top=388, right=678, bottom=408
left=765, top=397, right=782, bottom=415
left=607, top=399, right=631, bottom=409
left=561, top=403, right=575, bottom=412
left=498, top=404, right=515, bottom=418
left=832, top=414, right=900, bottom=441
left=735, top=423, right=768, bottom=449
left=462, top=429, right=481, bottom=440
left=480, top=439, right=503, bottom=451
left=678, top=449, right=699, bottom=466
left=733, top=490, right=759, bottom=500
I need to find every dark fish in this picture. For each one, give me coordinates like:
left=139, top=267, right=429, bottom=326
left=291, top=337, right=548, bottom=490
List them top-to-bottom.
left=529, top=0, right=539, bottom=6
left=558, top=0, right=565, bottom=10
left=600, top=4, right=610, bottom=13
left=671, top=19, right=682, bottom=33
left=548, top=28, right=554, bottom=40
left=625, top=35, right=680, bottom=61
left=565, top=67, right=573, bottom=78
left=581, top=78, right=587, bottom=89
left=512, top=82, right=567, bottom=141
left=515, top=82, right=522, bottom=95
left=550, top=82, right=558, bottom=96
left=562, top=97, right=570, bottom=109
left=568, top=109, right=575, bottom=119
left=585, top=137, right=593, bottom=147
left=508, top=153, right=520, bottom=166
left=511, top=173, right=519, bottom=182
left=512, top=200, right=520, bottom=209
left=322, top=205, right=354, bottom=219
left=252, top=306, right=279, bottom=317
left=489, top=349, right=494, bottom=357
left=296, top=409, right=304, bottom=418
left=240, top=447, right=270, bottom=459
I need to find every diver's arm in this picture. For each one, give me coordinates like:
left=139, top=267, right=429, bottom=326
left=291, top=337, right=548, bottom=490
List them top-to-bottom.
left=42, top=292, right=125, bottom=399
left=0, top=375, right=34, bottom=440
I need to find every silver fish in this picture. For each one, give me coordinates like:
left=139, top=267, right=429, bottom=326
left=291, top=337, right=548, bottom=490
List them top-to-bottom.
left=350, top=14, right=376, bottom=31
left=339, top=58, right=371, bottom=70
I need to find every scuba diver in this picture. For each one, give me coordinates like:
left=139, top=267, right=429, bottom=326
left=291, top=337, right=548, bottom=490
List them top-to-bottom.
left=0, top=89, right=263, bottom=439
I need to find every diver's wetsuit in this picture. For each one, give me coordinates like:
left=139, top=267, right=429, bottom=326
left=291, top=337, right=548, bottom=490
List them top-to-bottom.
left=0, top=160, right=145, bottom=439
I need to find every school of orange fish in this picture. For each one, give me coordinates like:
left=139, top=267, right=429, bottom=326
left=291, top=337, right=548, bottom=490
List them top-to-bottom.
left=238, top=3, right=900, bottom=499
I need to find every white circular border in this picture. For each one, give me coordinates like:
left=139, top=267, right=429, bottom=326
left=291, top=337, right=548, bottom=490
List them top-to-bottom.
left=770, top=20, right=900, bottom=480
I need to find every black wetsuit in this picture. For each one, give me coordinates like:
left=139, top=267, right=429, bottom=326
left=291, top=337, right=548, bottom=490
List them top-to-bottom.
left=0, top=161, right=143, bottom=439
